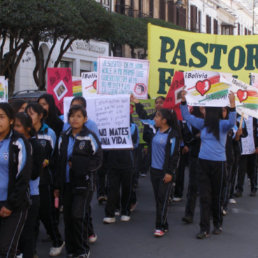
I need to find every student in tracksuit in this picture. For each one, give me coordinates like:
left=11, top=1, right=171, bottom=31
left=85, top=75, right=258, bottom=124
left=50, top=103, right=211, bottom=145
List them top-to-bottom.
left=180, top=91, right=236, bottom=239
left=62, top=96, right=100, bottom=243
left=0, top=103, right=31, bottom=258
left=25, top=103, right=64, bottom=256
left=55, top=105, right=102, bottom=258
left=182, top=107, right=203, bottom=224
left=146, top=108, right=180, bottom=237
left=14, top=112, right=45, bottom=258
left=103, top=120, right=139, bottom=223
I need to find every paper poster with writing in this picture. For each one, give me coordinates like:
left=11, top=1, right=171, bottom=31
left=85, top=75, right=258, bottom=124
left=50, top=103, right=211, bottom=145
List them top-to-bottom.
left=97, top=57, right=149, bottom=99
left=47, top=68, right=73, bottom=113
left=184, top=70, right=230, bottom=107
left=163, top=71, right=184, bottom=120
left=82, top=72, right=98, bottom=97
left=251, top=73, right=258, bottom=88
left=0, top=77, right=8, bottom=102
left=228, top=77, right=258, bottom=119
left=63, top=95, right=133, bottom=149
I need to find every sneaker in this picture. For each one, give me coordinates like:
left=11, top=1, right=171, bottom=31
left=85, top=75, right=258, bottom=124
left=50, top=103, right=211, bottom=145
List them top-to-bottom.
left=140, top=173, right=147, bottom=177
left=234, top=191, right=242, bottom=198
left=173, top=197, right=182, bottom=202
left=229, top=198, right=237, bottom=204
left=130, top=202, right=138, bottom=212
left=222, top=209, right=227, bottom=216
left=121, top=215, right=131, bottom=222
left=182, top=216, right=193, bottom=224
left=103, top=217, right=116, bottom=224
left=212, top=227, right=222, bottom=235
left=154, top=229, right=165, bottom=237
left=196, top=231, right=209, bottom=239
left=88, top=234, right=97, bottom=243
left=49, top=241, right=65, bottom=256
left=74, top=251, right=90, bottom=258
left=16, top=254, right=23, bottom=258
left=67, top=254, right=74, bottom=258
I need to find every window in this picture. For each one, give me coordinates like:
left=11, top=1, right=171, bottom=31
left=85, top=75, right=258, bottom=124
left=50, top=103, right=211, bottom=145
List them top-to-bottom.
left=149, top=0, right=153, bottom=17
left=159, top=0, right=165, bottom=20
left=190, top=5, right=197, bottom=32
left=206, top=15, right=211, bottom=34
left=214, top=19, right=218, bottom=34
left=60, top=60, right=73, bottom=74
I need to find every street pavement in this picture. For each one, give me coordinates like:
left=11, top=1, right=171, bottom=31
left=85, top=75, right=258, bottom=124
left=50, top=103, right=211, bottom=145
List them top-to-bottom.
left=38, top=169, right=258, bottom=258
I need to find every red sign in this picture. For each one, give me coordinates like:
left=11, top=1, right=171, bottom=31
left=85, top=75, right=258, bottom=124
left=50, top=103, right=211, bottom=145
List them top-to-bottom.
left=47, top=68, right=73, bottom=114
left=163, top=71, right=184, bottom=120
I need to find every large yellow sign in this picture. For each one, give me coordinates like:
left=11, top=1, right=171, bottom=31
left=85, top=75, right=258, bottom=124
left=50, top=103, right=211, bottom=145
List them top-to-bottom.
left=148, top=23, right=258, bottom=98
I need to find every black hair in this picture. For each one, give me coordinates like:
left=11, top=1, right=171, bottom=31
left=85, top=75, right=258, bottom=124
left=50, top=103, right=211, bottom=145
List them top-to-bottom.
left=38, top=93, right=61, bottom=119
left=71, top=96, right=87, bottom=109
left=155, top=96, right=165, bottom=103
left=9, top=99, right=26, bottom=114
left=25, top=102, right=46, bottom=122
left=0, top=103, right=15, bottom=121
left=68, top=105, right=87, bottom=120
left=191, top=106, right=204, bottom=119
left=204, top=107, right=221, bottom=141
left=221, top=107, right=230, bottom=120
left=157, top=108, right=181, bottom=138
left=15, top=112, right=35, bottom=137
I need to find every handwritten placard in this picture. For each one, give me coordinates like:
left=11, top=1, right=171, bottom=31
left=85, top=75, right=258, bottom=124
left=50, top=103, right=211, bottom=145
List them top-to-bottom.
left=97, top=57, right=149, bottom=99
left=184, top=70, right=230, bottom=107
left=82, top=72, right=98, bottom=96
left=251, top=73, right=258, bottom=88
left=229, top=77, right=258, bottom=119
left=63, top=95, right=132, bottom=149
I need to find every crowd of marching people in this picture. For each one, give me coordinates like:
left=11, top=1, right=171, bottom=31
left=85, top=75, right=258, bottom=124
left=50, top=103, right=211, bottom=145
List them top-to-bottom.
left=0, top=89, right=257, bottom=258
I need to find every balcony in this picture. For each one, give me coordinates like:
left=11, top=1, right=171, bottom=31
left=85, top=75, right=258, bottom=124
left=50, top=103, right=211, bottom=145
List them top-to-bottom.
left=115, top=4, right=152, bottom=18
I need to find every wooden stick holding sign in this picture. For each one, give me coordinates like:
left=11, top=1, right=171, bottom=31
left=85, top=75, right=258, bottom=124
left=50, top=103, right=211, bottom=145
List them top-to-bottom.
left=239, top=113, right=244, bottom=129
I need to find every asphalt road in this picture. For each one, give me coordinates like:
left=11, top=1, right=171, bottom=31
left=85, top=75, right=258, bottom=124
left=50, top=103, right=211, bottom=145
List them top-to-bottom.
left=37, top=169, right=258, bottom=258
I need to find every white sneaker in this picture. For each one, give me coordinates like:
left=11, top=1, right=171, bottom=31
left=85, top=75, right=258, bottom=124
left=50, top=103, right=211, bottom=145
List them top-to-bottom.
left=173, top=197, right=182, bottom=202
left=229, top=198, right=237, bottom=204
left=222, top=209, right=227, bottom=216
left=120, top=215, right=131, bottom=222
left=103, top=217, right=116, bottom=224
left=88, top=234, right=97, bottom=243
left=49, top=242, right=65, bottom=256
left=16, top=254, right=23, bottom=258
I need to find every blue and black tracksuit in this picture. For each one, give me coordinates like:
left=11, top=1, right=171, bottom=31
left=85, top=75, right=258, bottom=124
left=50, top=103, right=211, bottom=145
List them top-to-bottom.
left=181, top=102, right=236, bottom=233
left=141, top=119, right=180, bottom=230
left=36, top=123, right=63, bottom=248
left=105, top=123, right=139, bottom=218
left=57, top=126, right=102, bottom=257
left=0, top=130, right=31, bottom=258
left=18, top=137, right=45, bottom=258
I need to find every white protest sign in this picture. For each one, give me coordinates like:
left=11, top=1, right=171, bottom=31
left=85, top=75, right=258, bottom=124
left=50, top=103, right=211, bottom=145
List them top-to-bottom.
left=97, top=56, right=149, bottom=99
left=184, top=70, right=230, bottom=107
left=82, top=72, right=97, bottom=96
left=251, top=73, right=258, bottom=88
left=0, top=77, right=8, bottom=102
left=229, top=77, right=258, bottom=119
left=63, top=95, right=133, bottom=149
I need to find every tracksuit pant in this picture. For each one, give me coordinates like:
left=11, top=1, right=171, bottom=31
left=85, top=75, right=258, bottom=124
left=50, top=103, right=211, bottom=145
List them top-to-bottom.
left=174, top=150, right=188, bottom=198
left=236, top=154, right=257, bottom=193
left=184, top=156, right=200, bottom=219
left=199, top=159, right=226, bottom=233
left=105, top=168, right=133, bottom=217
left=150, top=168, right=173, bottom=230
left=63, top=183, right=94, bottom=256
left=37, top=184, right=63, bottom=247
left=18, top=195, right=40, bottom=258
left=0, top=202, right=27, bottom=258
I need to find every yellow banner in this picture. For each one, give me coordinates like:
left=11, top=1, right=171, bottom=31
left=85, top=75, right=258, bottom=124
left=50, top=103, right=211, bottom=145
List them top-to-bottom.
left=148, top=23, right=258, bottom=98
